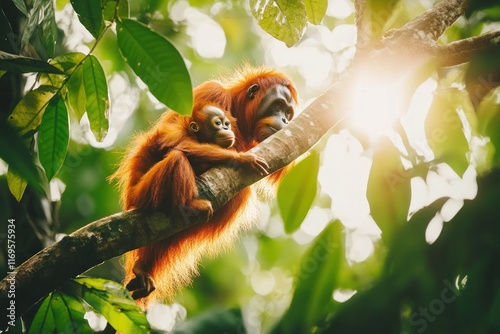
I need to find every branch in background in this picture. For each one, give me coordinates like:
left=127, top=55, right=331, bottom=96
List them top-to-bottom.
left=381, top=0, right=469, bottom=54
left=400, top=0, right=469, bottom=41
left=433, top=30, right=500, bottom=66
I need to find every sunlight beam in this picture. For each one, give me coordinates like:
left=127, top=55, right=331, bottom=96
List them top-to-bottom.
left=346, top=71, right=405, bottom=141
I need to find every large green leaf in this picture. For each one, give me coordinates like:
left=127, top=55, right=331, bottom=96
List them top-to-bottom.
left=70, top=0, right=105, bottom=39
left=249, top=0, right=307, bottom=47
left=305, top=0, right=328, bottom=24
left=117, top=19, right=192, bottom=115
left=0, top=51, right=64, bottom=74
left=82, top=55, right=109, bottom=141
left=66, top=62, right=87, bottom=120
left=8, top=85, right=57, bottom=135
left=425, top=88, right=470, bottom=176
left=38, top=94, right=69, bottom=181
left=0, top=118, right=39, bottom=192
left=366, top=137, right=411, bottom=243
left=278, top=151, right=320, bottom=234
left=383, top=198, right=446, bottom=284
left=320, top=200, right=445, bottom=334
left=273, top=221, right=343, bottom=334
left=74, top=277, right=150, bottom=334
left=29, top=291, right=93, bottom=334
left=173, top=308, right=244, bottom=334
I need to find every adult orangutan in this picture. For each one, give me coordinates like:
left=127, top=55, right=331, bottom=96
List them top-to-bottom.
left=116, top=66, right=298, bottom=307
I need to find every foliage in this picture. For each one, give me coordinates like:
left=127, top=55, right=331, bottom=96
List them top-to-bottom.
left=1, top=0, right=500, bottom=333
left=1, top=0, right=192, bottom=200
left=30, top=277, right=149, bottom=334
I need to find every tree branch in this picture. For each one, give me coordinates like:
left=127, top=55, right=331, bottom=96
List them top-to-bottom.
left=381, top=0, right=469, bottom=55
left=399, top=0, right=469, bottom=41
left=433, top=30, right=500, bottom=66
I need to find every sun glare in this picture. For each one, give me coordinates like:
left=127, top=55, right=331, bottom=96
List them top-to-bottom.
left=346, top=72, right=405, bottom=141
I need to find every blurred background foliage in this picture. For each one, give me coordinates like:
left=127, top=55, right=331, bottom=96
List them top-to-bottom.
left=1, top=0, right=500, bottom=333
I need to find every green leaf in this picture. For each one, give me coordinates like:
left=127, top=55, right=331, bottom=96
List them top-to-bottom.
left=12, top=0, right=29, bottom=16
left=21, top=0, right=40, bottom=50
left=38, top=0, right=57, bottom=56
left=70, top=0, right=105, bottom=39
left=249, top=0, right=307, bottom=47
left=305, top=0, right=328, bottom=24
left=117, top=19, right=192, bottom=115
left=0, top=51, right=63, bottom=74
left=39, top=52, right=86, bottom=88
left=40, top=52, right=87, bottom=119
left=45, top=52, right=86, bottom=75
left=82, top=55, right=109, bottom=141
left=66, top=63, right=87, bottom=120
left=8, top=85, right=58, bottom=135
left=425, top=88, right=470, bottom=176
left=38, top=94, right=69, bottom=181
left=0, top=118, right=40, bottom=192
left=366, top=137, right=411, bottom=243
left=278, top=151, right=320, bottom=234
left=6, top=168, right=28, bottom=202
left=384, top=198, right=446, bottom=282
left=273, top=221, right=343, bottom=334
left=74, top=277, right=150, bottom=333
left=319, top=279, right=400, bottom=333
left=30, top=291, right=93, bottom=334
left=29, top=293, right=56, bottom=334
left=173, top=308, right=244, bottom=334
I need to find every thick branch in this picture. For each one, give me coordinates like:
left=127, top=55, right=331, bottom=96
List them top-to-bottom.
left=433, top=30, right=500, bottom=66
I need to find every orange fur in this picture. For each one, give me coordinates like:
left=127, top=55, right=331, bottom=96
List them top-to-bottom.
left=113, top=66, right=298, bottom=308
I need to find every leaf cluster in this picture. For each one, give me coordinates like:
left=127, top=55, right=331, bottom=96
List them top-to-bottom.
left=0, top=0, right=192, bottom=202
